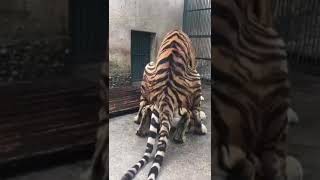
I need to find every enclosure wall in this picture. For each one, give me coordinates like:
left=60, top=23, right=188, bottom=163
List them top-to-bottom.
left=109, top=0, right=185, bottom=79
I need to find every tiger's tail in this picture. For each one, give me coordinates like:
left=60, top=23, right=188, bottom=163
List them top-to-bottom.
left=147, top=103, right=172, bottom=180
left=121, top=111, right=160, bottom=180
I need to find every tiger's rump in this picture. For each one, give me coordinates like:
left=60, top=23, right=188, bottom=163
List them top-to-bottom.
left=138, top=31, right=205, bottom=130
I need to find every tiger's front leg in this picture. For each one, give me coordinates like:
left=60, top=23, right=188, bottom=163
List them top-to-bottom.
left=180, top=94, right=207, bottom=135
left=199, top=95, right=207, bottom=120
left=133, top=96, right=148, bottom=124
left=136, top=104, right=152, bottom=137
left=172, top=107, right=191, bottom=143
left=191, top=109, right=207, bottom=135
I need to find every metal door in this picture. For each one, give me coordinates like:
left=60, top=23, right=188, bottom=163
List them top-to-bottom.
left=69, top=0, right=107, bottom=62
left=183, top=0, right=211, bottom=80
left=131, top=31, right=153, bottom=81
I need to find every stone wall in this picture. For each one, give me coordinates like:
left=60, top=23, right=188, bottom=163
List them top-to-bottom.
left=0, top=0, right=69, bottom=42
left=0, top=0, right=70, bottom=82
left=0, top=38, right=70, bottom=82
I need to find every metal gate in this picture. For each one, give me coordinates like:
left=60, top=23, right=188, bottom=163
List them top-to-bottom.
left=183, top=0, right=211, bottom=80
left=272, top=0, right=320, bottom=73
left=131, top=31, right=154, bottom=81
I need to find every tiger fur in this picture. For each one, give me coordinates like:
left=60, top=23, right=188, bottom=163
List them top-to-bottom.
left=213, top=0, right=290, bottom=179
left=121, top=30, right=207, bottom=180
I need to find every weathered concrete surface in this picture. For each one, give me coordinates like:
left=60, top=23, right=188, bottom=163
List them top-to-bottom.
left=0, top=0, right=68, bottom=41
left=109, top=0, right=185, bottom=75
left=5, top=70, right=320, bottom=180
left=4, top=84, right=210, bottom=180
left=109, top=84, right=211, bottom=180
left=3, top=160, right=91, bottom=180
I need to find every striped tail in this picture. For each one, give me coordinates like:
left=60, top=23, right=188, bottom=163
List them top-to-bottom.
left=121, top=111, right=160, bottom=180
left=147, top=117, right=170, bottom=180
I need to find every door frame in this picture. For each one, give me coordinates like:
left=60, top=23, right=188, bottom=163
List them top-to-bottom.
left=130, top=30, right=156, bottom=82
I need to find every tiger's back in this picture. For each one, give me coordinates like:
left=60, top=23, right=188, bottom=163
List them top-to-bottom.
left=141, top=30, right=202, bottom=110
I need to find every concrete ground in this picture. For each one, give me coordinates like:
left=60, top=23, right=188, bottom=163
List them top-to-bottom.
left=4, top=70, right=320, bottom=180
left=3, top=84, right=211, bottom=180
left=109, top=84, right=212, bottom=180
left=3, top=160, right=91, bottom=180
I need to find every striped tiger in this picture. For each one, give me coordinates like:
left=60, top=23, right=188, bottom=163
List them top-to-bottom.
left=213, top=0, right=290, bottom=179
left=121, top=30, right=207, bottom=180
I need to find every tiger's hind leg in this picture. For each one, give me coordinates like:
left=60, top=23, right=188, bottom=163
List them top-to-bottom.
left=198, top=95, right=207, bottom=121
left=134, top=96, right=148, bottom=124
left=136, top=105, right=152, bottom=137
left=172, top=107, right=191, bottom=144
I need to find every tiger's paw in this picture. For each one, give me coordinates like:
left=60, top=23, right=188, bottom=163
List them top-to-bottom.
left=200, top=96, right=205, bottom=106
left=199, top=111, right=206, bottom=120
left=194, top=123, right=207, bottom=135
left=200, top=123, right=207, bottom=134
left=136, top=129, right=148, bottom=137
left=173, top=133, right=186, bottom=144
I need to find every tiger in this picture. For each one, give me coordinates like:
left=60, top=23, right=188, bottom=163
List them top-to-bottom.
left=212, top=0, right=290, bottom=179
left=121, top=29, right=207, bottom=180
